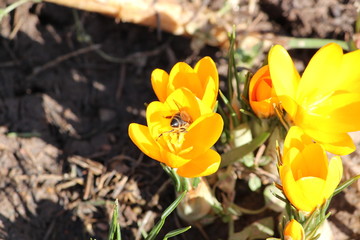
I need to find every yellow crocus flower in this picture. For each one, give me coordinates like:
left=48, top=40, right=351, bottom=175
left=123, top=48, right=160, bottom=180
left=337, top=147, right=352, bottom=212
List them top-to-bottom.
left=269, top=43, right=360, bottom=155
left=151, top=57, right=219, bottom=109
left=128, top=88, right=223, bottom=178
left=279, top=126, right=343, bottom=213
left=284, top=219, right=305, bottom=240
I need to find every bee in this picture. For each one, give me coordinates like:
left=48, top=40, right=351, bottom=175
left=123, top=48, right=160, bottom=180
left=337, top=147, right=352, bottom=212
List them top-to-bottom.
left=157, top=110, right=192, bottom=140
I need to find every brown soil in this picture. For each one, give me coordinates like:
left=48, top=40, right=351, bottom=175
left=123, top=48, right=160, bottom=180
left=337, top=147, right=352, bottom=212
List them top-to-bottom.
left=0, top=0, right=359, bottom=240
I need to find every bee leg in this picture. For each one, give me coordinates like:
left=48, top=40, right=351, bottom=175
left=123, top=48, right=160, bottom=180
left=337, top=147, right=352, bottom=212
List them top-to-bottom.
left=179, top=128, right=188, bottom=133
left=156, top=129, right=174, bottom=141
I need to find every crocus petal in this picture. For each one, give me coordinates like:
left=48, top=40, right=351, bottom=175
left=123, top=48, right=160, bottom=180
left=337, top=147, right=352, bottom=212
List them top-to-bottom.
left=297, top=43, right=343, bottom=103
left=269, top=45, right=300, bottom=100
left=337, top=49, right=360, bottom=93
left=194, top=56, right=219, bottom=90
left=195, top=57, right=219, bottom=109
left=168, top=62, right=204, bottom=98
left=249, top=65, right=270, bottom=99
left=151, top=69, right=169, bottom=102
left=201, top=77, right=218, bottom=110
left=255, top=79, right=272, bottom=100
left=165, top=88, right=212, bottom=120
left=303, top=93, right=360, bottom=133
left=249, top=100, right=273, bottom=118
left=146, top=101, right=173, bottom=140
left=181, top=113, right=224, bottom=159
left=128, top=123, right=162, bottom=162
left=283, top=126, right=313, bottom=154
left=304, top=129, right=355, bottom=155
left=291, top=144, right=328, bottom=180
left=283, top=147, right=301, bottom=166
left=160, top=149, right=191, bottom=168
left=176, top=149, right=221, bottom=178
left=323, top=156, right=343, bottom=199
left=280, top=164, right=312, bottom=212
left=296, top=177, right=326, bottom=212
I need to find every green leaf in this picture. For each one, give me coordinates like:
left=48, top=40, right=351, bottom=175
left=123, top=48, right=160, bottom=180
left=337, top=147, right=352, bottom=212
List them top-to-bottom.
left=227, top=27, right=236, bottom=104
left=288, top=38, right=349, bottom=51
left=219, top=89, right=239, bottom=127
left=220, top=132, right=270, bottom=167
left=242, top=155, right=255, bottom=168
left=248, top=174, right=262, bottom=191
left=333, top=174, right=360, bottom=196
left=263, top=184, right=286, bottom=212
left=145, top=191, right=187, bottom=240
left=108, top=200, right=121, bottom=240
left=163, top=226, right=191, bottom=240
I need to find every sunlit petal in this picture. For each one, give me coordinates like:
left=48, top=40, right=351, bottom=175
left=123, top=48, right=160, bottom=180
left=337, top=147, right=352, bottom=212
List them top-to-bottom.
left=297, top=43, right=343, bottom=103
left=269, top=45, right=300, bottom=100
left=336, top=49, right=360, bottom=93
left=195, top=56, right=219, bottom=90
left=168, top=62, right=204, bottom=97
left=151, top=68, right=169, bottom=102
left=202, top=77, right=218, bottom=110
left=165, top=88, right=212, bottom=121
left=303, top=93, right=360, bottom=133
left=146, top=101, right=172, bottom=139
left=181, top=113, right=224, bottom=159
left=128, top=123, right=162, bottom=162
left=283, top=126, right=313, bottom=154
left=304, top=129, right=355, bottom=155
left=291, top=144, right=327, bottom=179
left=283, top=147, right=301, bottom=166
left=160, top=149, right=191, bottom=168
left=176, top=149, right=221, bottom=178
left=323, top=156, right=343, bottom=199
left=280, top=164, right=312, bottom=212
left=296, top=177, right=326, bottom=212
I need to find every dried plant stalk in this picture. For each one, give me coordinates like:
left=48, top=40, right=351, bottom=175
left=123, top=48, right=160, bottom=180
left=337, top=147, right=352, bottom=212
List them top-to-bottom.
left=43, top=0, right=230, bottom=47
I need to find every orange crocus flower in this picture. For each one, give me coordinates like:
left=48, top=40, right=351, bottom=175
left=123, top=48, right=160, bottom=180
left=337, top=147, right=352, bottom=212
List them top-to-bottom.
left=151, top=57, right=219, bottom=109
left=249, top=65, right=277, bottom=118
left=128, top=88, right=223, bottom=178
left=284, top=219, right=305, bottom=240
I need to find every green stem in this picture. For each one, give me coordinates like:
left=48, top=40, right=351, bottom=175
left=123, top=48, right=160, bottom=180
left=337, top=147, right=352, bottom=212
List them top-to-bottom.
left=288, top=38, right=349, bottom=51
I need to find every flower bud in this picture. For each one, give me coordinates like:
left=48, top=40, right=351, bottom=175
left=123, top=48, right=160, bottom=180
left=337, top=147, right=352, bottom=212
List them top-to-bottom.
left=249, top=65, right=277, bottom=118
left=284, top=219, right=304, bottom=240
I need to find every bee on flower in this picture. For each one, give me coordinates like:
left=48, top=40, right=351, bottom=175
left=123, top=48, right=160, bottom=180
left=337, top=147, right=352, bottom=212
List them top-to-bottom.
left=128, top=88, right=224, bottom=178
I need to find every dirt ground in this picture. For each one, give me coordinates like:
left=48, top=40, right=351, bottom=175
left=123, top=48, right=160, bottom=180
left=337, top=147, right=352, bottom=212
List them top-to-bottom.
left=0, top=0, right=360, bottom=240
